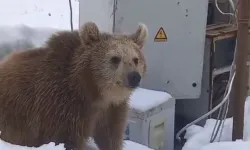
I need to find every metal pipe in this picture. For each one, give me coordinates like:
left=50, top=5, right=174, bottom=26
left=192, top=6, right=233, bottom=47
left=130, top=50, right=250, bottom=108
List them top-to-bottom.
left=232, top=0, right=249, bottom=140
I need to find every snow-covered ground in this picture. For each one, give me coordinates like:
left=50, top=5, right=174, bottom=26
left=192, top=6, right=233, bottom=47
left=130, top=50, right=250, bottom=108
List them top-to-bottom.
left=182, top=97, right=250, bottom=150
left=0, top=139, right=153, bottom=150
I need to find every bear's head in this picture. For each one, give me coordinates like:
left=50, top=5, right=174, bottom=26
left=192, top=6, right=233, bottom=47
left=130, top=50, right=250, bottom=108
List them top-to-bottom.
left=75, top=22, right=148, bottom=104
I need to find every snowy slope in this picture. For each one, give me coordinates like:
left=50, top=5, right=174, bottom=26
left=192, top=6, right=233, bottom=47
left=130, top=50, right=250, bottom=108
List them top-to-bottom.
left=0, top=0, right=79, bottom=58
left=0, top=25, right=57, bottom=47
left=182, top=97, right=250, bottom=150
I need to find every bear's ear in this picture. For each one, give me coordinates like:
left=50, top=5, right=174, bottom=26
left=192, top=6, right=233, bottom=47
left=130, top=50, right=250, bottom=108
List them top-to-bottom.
left=79, top=22, right=100, bottom=44
left=129, top=23, right=148, bottom=49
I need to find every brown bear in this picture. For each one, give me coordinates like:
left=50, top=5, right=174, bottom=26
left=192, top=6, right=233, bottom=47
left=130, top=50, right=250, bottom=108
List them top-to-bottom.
left=0, top=21, right=148, bottom=150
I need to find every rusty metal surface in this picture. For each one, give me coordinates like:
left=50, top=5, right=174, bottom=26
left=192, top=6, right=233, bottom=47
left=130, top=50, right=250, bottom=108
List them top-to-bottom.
left=232, top=0, right=249, bottom=141
left=206, top=24, right=237, bottom=39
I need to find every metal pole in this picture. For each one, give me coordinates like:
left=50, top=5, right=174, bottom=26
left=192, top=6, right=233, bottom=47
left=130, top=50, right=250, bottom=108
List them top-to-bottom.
left=69, top=0, right=73, bottom=31
left=232, top=0, right=249, bottom=141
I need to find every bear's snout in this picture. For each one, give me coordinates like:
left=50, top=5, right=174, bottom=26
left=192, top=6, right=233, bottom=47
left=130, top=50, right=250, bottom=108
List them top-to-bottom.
left=127, top=71, right=141, bottom=88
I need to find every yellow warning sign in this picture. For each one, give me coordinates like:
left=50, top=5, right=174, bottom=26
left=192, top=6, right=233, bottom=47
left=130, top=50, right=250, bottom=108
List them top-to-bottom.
left=154, top=27, right=167, bottom=42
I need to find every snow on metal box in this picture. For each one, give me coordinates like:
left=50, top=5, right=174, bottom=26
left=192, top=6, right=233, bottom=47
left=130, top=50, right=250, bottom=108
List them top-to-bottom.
left=128, top=88, right=174, bottom=118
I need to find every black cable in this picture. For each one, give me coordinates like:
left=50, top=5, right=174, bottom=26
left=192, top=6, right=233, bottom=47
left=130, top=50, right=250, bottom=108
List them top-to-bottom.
left=69, top=0, right=73, bottom=31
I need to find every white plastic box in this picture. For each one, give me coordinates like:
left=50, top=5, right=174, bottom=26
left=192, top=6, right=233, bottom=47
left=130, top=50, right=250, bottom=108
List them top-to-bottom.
left=125, top=88, right=175, bottom=150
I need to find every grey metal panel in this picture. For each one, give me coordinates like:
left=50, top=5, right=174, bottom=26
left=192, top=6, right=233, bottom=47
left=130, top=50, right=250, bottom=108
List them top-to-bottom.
left=79, top=0, right=114, bottom=33
left=114, top=0, right=209, bottom=99
left=175, top=38, right=211, bottom=127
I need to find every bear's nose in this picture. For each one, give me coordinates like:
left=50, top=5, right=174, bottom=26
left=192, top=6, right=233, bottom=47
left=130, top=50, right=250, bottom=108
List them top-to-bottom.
left=127, top=71, right=141, bottom=88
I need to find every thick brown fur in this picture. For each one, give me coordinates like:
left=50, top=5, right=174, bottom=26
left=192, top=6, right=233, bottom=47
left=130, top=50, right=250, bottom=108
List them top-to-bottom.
left=0, top=22, right=148, bottom=150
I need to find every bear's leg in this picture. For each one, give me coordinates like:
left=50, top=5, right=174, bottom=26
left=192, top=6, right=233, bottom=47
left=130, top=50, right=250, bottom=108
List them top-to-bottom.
left=94, top=101, right=128, bottom=150
left=71, top=122, right=98, bottom=150
left=62, top=137, right=85, bottom=150
left=74, top=137, right=89, bottom=150
left=64, top=141, right=76, bottom=150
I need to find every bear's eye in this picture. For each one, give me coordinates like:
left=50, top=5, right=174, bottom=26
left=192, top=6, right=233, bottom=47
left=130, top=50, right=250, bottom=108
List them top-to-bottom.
left=110, top=56, right=121, bottom=64
left=133, top=58, right=139, bottom=65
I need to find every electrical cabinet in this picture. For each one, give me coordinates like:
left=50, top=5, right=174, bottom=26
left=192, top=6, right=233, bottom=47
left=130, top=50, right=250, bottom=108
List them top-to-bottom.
left=113, top=0, right=208, bottom=99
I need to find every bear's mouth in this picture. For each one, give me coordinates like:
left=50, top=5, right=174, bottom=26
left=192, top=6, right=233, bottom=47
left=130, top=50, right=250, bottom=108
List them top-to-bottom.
left=116, top=81, right=139, bottom=89
left=124, top=82, right=140, bottom=89
left=127, top=84, right=140, bottom=89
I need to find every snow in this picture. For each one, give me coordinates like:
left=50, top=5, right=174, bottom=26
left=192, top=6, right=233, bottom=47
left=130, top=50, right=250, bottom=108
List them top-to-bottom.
left=0, top=0, right=80, bottom=57
left=0, top=25, right=57, bottom=47
left=129, top=88, right=172, bottom=112
left=182, top=97, right=250, bottom=150
left=183, top=125, right=203, bottom=140
left=0, top=138, right=154, bottom=150
left=86, top=139, right=154, bottom=150
left=123, top=140, right=154, bottom=150
left=201, top=140, right=249, bottom=150
left=0, top=141, right=65, bottom=150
